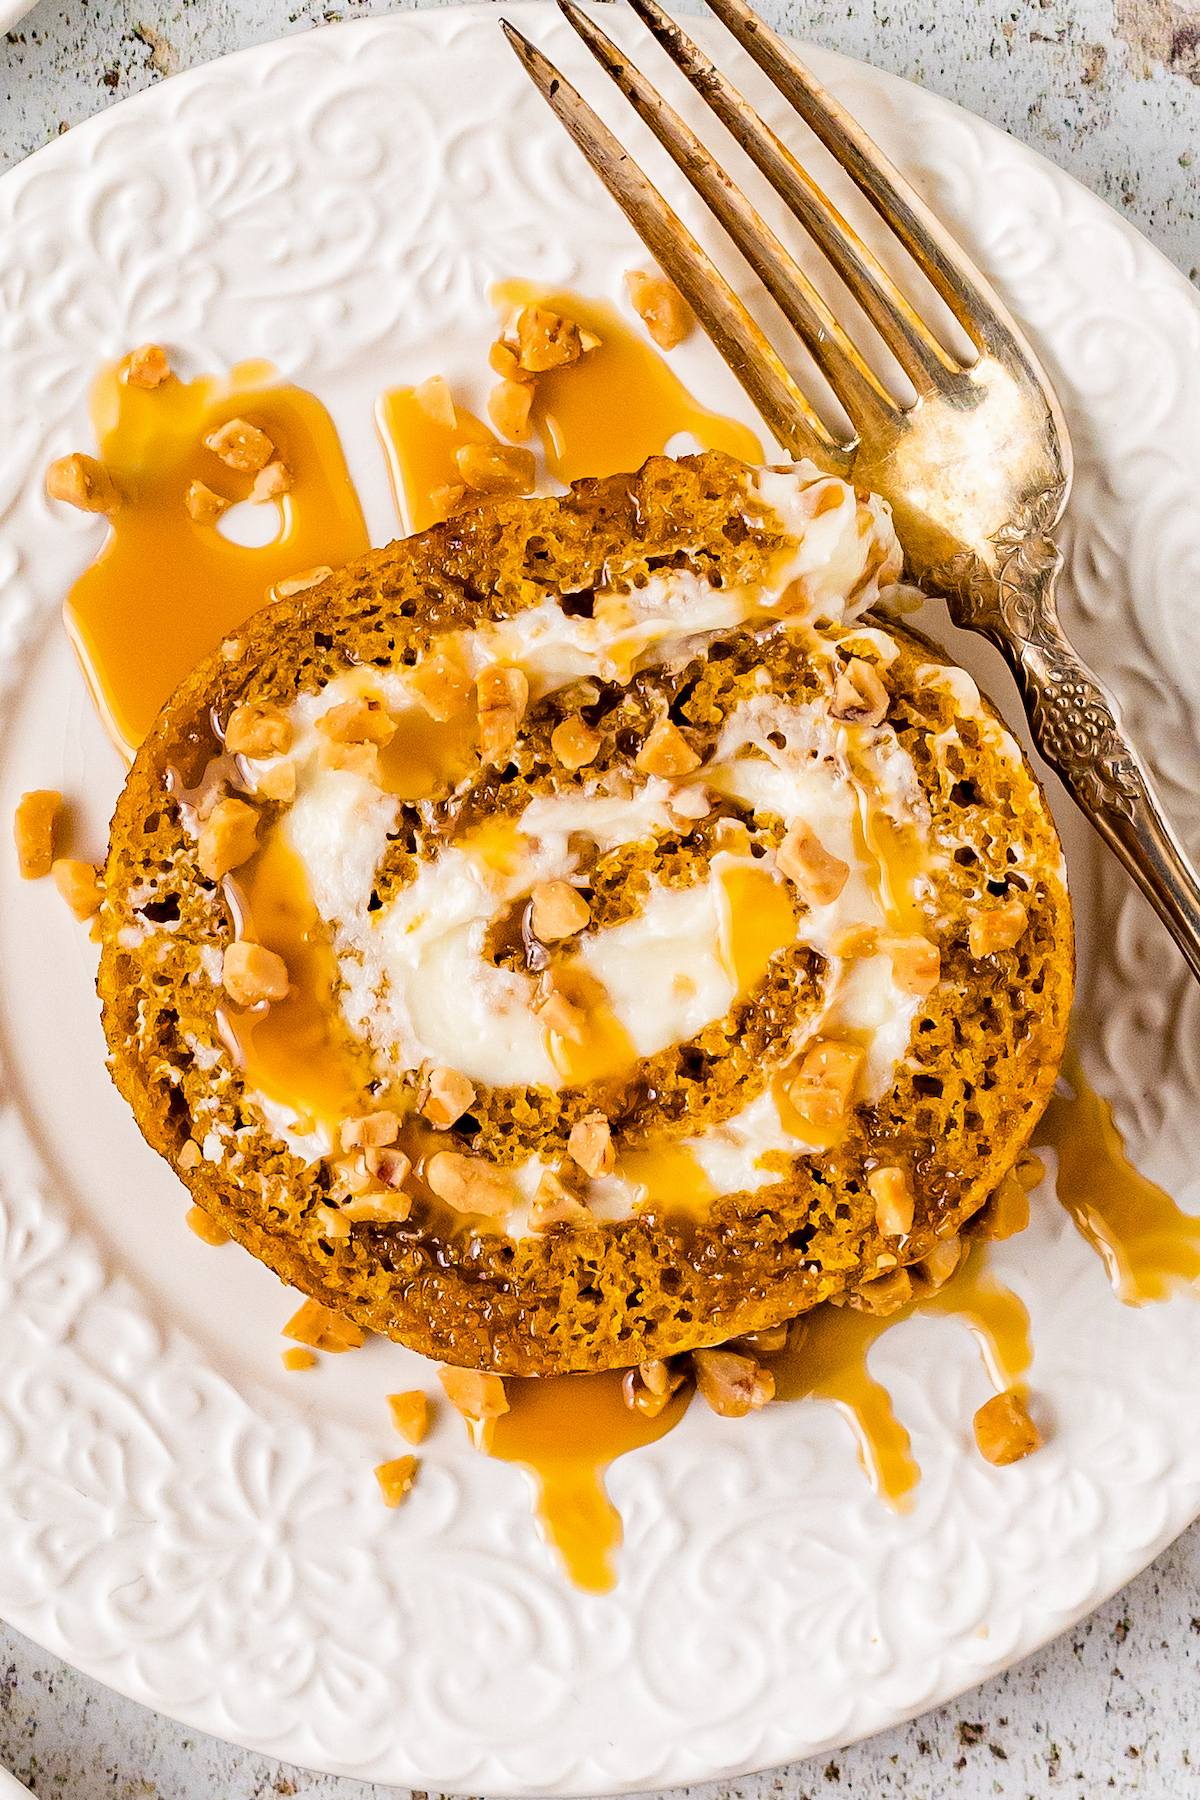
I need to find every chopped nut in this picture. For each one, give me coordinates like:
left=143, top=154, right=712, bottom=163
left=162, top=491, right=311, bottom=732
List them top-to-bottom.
left=624, top=269, right=694, bottom=349
left=516, top=304, right=583, bottom=371
left=488, top=340, right=533, bottom=382
left=120, top=343, right=171, bottom=388
left=414, top=374, right=457, bottom=429
left=487, top=379, right=534, bottom=443
left=204, top=416, right=274, bottom=472
left=455, top=441, right=536, bottom=496
left=46, top=453, right=121, bottom=514
left=250, top=459, right=292, bottom=503
left=185, top=480, right=230, bottom=525
left=429, top=482, right=466, bottom=518
left=274, top=565, right=332, bottom=598
left=221, top=638, right=244, bottom=661
left=408, top=652, right=472, bottom=722
left=830, top=657, right=889, bottom=727
left=476, top=664, right=528, bottom=765
left=316, top=696, right=397, bottom=746
left=224, top=701, right=293, bottom=758
left=550, top=714, right=602, bottom=770
left=636, top=717, right=701, bottom=777
left=317, top=741, right=382, bottom=783
left=668, top=784, right=710, bottom=824
left=14, top=789, right=62, bottom=879
left=197, top=796, right=259, bottom=880
left=714, top=818, right=752, bottom=856
left=776, top=820, right=849, bottom=907
left=52, top=857, right=103, bottom=920
left=530, top=880, right=590, bottom=941
left=968, top=898, right=1029, bottom=958
left=829, top=922, right=879, bottom=959
left=885, top=935, right=940, bottom=996
left=222, top=940, right=289, bottom=1005
left=533, top=973, right=587, bottom=1043
left=784, top=1038, right=865, bottom=1127
left=422, top=1067, right=476, bottom=1129
left=340, top=1111, right=400, bottom=1151
left=568, top=1112, right=614, bottom=1179
left=177, top=1138, right=202, bottom=1171
left=364, top=1146, right=412, bottom=1188
left=427, top=1151, right=513, bottom=1218
left=1017, top=1151, right=1046, bottom=1189
left=328, top=1154, right=372, bottom=1201
left=868, top=1165, right=914, bottom=1237
left=971, top=1166, right=1030, bottom=1242
left=528, top=1168, right=593, bottom=1232
left=341, top=1190, right=413, bottom=1225
left=315, top=1203, right=351, bottom=1240
left=186, top=1204, right=230, bottom=1246
left=918, top=1234, right=964, bottom=1290
left=848, top=1266, right=912, bottom=1315
left=283, top=1297, right=366, bottom=1352
left=727, top=1323, right=790, bottom=1356
left=282, top=1347, right=316, bottom=1371
left=692, top=1347, right=775, bottom=1418
left=623, top=1358, right=689, bottom=1418
left=438, top=1365, right=509, bottom=1424
left=974, top=1388, right=1043, bottom=1466
left=388, top=1390, right=429, bottom=1445
left=375, top=1453, right=419, bottom=1507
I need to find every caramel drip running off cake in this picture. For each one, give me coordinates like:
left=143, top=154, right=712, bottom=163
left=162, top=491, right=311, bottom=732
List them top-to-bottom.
left=98, top=452, right=1074, bottom=1376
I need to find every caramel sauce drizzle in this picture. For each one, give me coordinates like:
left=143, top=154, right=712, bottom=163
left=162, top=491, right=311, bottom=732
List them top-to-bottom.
left=65, top=360, right=368, bottom=757
left=375, top=385, right=496, bottom=535
left=1036, top=1048, right=1200, bottom=1304
left=489, top=1368, right=691, bottom=1594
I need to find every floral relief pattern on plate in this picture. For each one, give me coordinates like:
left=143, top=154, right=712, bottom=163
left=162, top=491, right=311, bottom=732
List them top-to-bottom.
left=2, top=6, right=1200, bottom=1790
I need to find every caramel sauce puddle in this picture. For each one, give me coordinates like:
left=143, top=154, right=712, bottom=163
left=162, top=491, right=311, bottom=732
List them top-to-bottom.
left=65, top=360, right=368, bottom=757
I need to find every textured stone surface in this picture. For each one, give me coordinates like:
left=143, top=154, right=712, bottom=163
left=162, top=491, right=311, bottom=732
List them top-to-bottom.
left=3, top=0, right=1200, bottom=1795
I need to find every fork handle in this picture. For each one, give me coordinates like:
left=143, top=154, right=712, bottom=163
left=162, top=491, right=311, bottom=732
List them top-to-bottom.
left=986, top=571, right=1200, bottom=987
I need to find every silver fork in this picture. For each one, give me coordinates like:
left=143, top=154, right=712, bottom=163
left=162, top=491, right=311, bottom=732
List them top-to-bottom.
left=502, top=0, right=1200, bottom=986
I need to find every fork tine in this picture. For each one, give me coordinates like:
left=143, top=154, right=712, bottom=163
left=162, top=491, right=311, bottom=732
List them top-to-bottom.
left=555, top=0, right=896, bottom=433
left=626, top=0, right=961, bottom=396
left=699, top=0, right=1017, bottom=352
left=501, top=20, right=850, bottom=468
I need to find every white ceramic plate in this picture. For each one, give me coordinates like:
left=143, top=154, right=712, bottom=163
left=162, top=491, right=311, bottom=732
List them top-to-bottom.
left=0, top=1, right=38, bottom=32
left=3, top=6, right=1200, bottom=1790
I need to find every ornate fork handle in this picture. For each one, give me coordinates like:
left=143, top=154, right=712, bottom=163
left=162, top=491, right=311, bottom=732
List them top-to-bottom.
left=936, top=524, right=1200, bottom=987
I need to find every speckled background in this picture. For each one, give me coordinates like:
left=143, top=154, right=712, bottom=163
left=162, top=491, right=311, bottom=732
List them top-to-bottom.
left=3, top=0, right=1200, bottom=1795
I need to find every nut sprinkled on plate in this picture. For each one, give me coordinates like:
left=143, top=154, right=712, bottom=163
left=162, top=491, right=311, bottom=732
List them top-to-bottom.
left=624, top=269, right=694, bottom=349
left=516, top=304, right=584, bottom=371
left=120, top=343, right=171, bottom=388
left=413, top=375, right=457, bottom=429
left=487, top=380, right=534, bottom=443
left=204, top=417, right=274, bottom=472
left=455, top=442, right=536, bottom=497
left=46, top=453, right=121, bottom=514
left=250, top=460, right=292, bottom=503
left=185, top=480, right=230, bottom=525
left=408, top=652, right=472, bottom=722
left=830, top=657, right=889, bottom=727
left=476, top=664, right=528, bottom=765
left=317, top=696, right=397, bottom=747
left=224, top=701, right=293, bottom=758
left=550, top=715, right=601, bottom=770
left=636, top=717, right=701, bottom=777
left=14, top=789, right=62, bottom=879
left=197, top=797, right=259, bottom=880
left=777, top=820, right=849, bottom=906
left=52, top=858, right=103, bottom=920
left=530, top=881, right=590, bottom=941
left=969, top=898, right=1029, bottom=958
left=886, top=935, right=940, bottom=996
left=222, top=941, right=289, bottom=1005
left=785, top=1038, right=864, bottom=1127
left=422, top=1067, right=476, bottom=1129
left=340, top=1111, right=400, bottom=1151
left=568, top=1112, right=614, bottom=1179
left=426, top=1151, right=513, bottom=1218
left=868, top=1166, right=914, bottom=1237
left=186, top=1204, right=230, bottom=1246
left=918, top=1234, right=964, bottom=1290
left=848, top=1266, right=912, bottom=1315
left=283, top=1298, right=365, bottom=1352
left=282, top=1347, right=315, bottom=1372
left=692, top=1347, right=775, bottom=1417
left=623, top=1357, right=688, bottom=1418
left=437, top=1365, right=509, bottom=1426
left=974, top=1388, right=1043, bottom=1465
left=388, top=1390, right=430, bottom=1445
left=375, top=1454, right=419, bottom=1507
